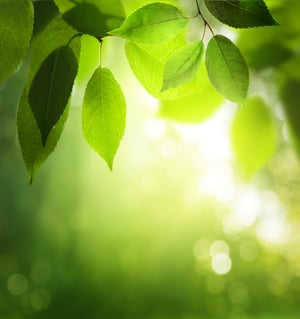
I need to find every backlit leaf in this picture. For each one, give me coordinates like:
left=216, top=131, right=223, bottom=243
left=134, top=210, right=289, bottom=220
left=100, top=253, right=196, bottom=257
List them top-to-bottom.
left=0, top=0, right=33, bottom=83
left=204, top=0, right=278, bottom=28
left=109, top=3, right=188, bottom=44
left=205, top=35, right=249, bottom=103
left=125, top=37, right=204, bottom=100
left=162, top=41, right=204, bottom=91
left=29, top=46, right=78, bottom=146
left=160, top=64, right=224, bottom=122
left=82, top=68, right=126, bottom=169
left=231, top=97, right=276, bottom=179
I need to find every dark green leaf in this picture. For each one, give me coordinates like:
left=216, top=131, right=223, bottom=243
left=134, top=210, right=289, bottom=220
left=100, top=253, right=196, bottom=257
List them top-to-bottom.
left=0, top=0, right=33, bottom=83
left=33, top=0, right=59, bottom=36
left=204, top=0, right=278, bottom=28
left=62, top=2, right=124, bottom=37
left=109, top=3, right=188, bottom=44
left=205, top=35, right=249, bottom=103
left=162, top=41, right=204, bottom=91
left=29, top=46, right=78, bottom=146
left=82, top=68, right=126, bottom=170
left=280, top=78, right=300, bottom=143
left=231, top=97, right=276, bottom=179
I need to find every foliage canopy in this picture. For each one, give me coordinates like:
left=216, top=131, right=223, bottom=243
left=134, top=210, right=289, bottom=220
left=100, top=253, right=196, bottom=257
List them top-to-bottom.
left=2, top=0, right=299, bottom=183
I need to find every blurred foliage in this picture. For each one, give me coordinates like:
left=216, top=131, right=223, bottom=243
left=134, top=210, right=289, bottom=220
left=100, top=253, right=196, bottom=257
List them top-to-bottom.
left=1, top=0, right=300, bottom=319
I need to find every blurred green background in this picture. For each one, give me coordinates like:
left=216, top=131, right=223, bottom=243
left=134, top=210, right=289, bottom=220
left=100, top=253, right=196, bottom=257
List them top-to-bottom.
left=1, top=0, right=300, bottom=318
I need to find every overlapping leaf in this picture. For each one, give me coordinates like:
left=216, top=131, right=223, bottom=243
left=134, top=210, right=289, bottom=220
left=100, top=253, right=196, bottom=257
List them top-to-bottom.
left=0, top=0, right=33, bottom=83
left=204, top=0, right=278, bottom=28
left=109, top=3, right=188, bottom=44
left=17, top=18, right=81, bottom=183
left=205, top=35, right=249, bottom=103
left=125, top=36, right=204, bottom=100
left=162, top=41, right=204, bottom=91
left=29, top=46, right=78, bottom=146
left=160, top=64, right=224, bottom=122
left=82, top=68, right=126, bottom=170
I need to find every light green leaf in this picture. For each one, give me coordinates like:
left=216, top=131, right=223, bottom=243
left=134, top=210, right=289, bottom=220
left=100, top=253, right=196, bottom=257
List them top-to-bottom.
left=0, top=0, right=33, bottom=83
left=204, top=0, right=278, bottom=28
left=62, top=2, right=124, bottom=37
left=109, top=3, right=188, bottom=44
left=17, top=18, right=81, bottom=183
left=205, top=35, right=249, bottom=103
left=125, top=37, right=204, bottom=100
left=162, top=41, right=204, bottom=91
left=29, top=46, right=78, bottom=146
left=159, top=64, right=224, bottom=122
left=82, top=68, right=126, bottom=170
left=231, top=97, right=276, bottom=179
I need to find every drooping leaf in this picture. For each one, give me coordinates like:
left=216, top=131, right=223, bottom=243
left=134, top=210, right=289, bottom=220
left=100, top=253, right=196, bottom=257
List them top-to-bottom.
left=0, top=0, right=33, bottom=83
left=204, top=0, right=278, bottom=28
left=62, top=2, right=124, bottom=37
left=109, top=3, right=188, bottom=44
left=17, top=18, right=81, bottom=183
left=205, top=35, right=249, bottom=103
left=125, top=36, right=204, bottom=100
left=162, top=41, right=204, bottom=91
left=28, top=46, right=78, bottom=146
left=159, top=64, right=224, bottom=122
left=82, top=68, right=126, bottom=170
left=231, top=97, right=276, bottom=179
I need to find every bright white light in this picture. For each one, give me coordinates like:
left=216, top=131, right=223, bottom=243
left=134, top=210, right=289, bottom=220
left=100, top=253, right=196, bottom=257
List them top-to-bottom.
left=144, top=118, right=166, bottom=141
left=159, top=138, right=180, bottom=159
left=198, top=164, right=236, bottom=203
left=232, top=188, right=261, bottom=227
left=256, top=216, right=290, bottom=244
left=210, top=240, right=230, bottom=257
left=212, top=253, right=232, bottom=275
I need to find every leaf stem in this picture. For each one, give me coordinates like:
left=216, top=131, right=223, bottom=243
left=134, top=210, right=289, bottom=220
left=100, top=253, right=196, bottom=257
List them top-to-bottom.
left=195, top=0, right=215, bottom=36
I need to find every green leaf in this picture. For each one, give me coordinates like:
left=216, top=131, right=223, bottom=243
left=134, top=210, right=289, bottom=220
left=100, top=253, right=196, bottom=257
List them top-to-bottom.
left=0, top=0, right=33, bottom=83
left=32, top=0, right=59, bottom=36
left=204, top=0, right=278, bottom=28
left=62, top=2, right=124, bottom=37
left=109, top=3, right=188, bottom=44
left=17, top=18, right=81, bottom=183
left=205, top=35, right=249, bottom=103
left=125, top=36, right=204, bottom=100
left=162, top=41, right=204, bottom=91
left=29, top=46, right=78, bottom=146
left=159, top=64, right=224, bottom=123
left=82, top=68, right=126, bottom=170
left=279, top=78, right=300, bottom=144
left=231, top=97, right=276, bottom=179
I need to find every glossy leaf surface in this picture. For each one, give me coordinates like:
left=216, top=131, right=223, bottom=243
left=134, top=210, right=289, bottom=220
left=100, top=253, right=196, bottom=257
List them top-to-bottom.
left=204, top=0, right=278, bottom=28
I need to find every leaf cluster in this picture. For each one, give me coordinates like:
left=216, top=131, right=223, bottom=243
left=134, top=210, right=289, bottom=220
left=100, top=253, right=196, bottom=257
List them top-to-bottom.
left=0, top=0, right=281, bottom=182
